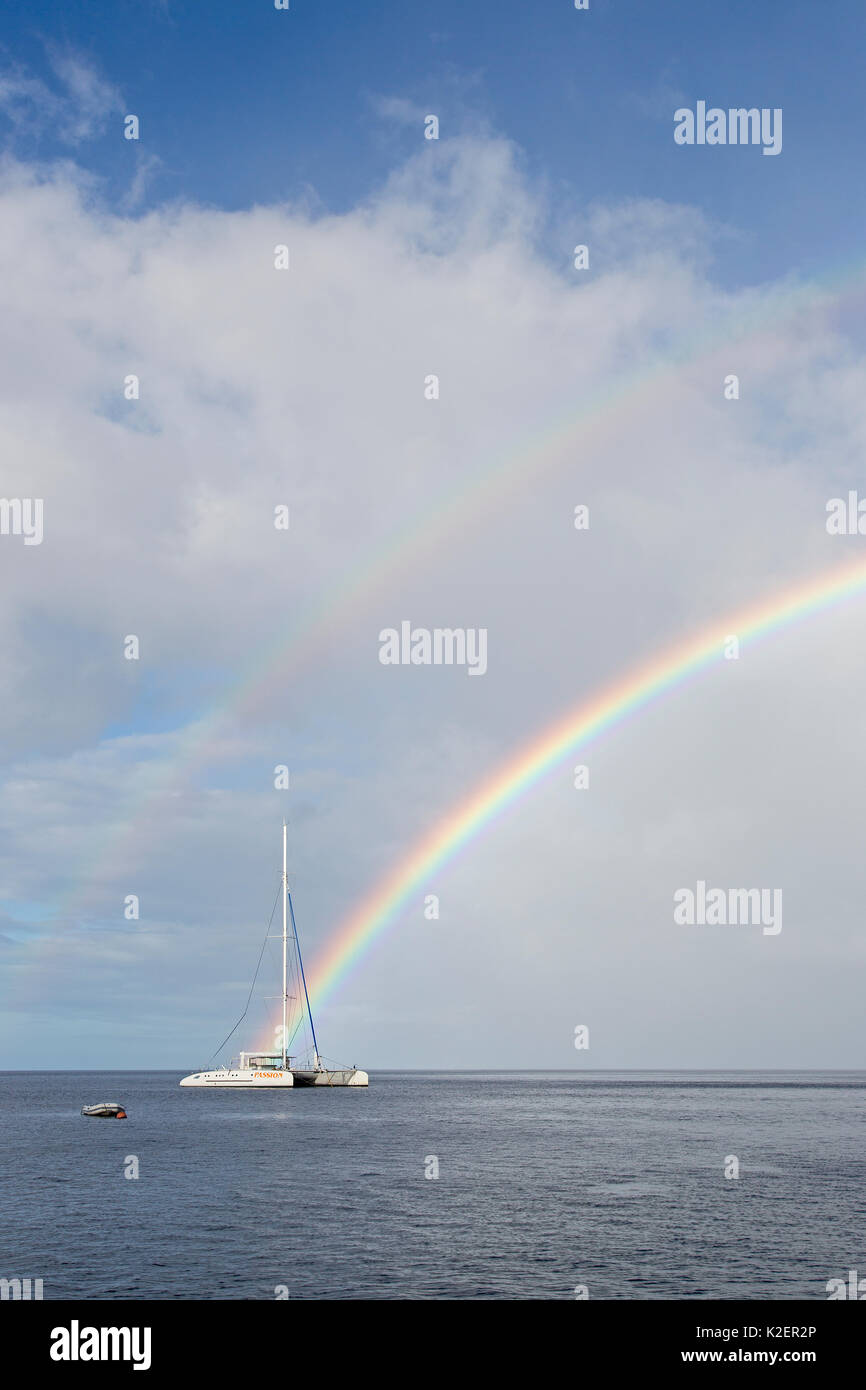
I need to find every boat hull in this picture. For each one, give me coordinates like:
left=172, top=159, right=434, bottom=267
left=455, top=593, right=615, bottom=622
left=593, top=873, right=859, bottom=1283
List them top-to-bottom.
left=179, top=1068, right=294, bottom=1087
left=290, top=1069, right=369, bottom=1087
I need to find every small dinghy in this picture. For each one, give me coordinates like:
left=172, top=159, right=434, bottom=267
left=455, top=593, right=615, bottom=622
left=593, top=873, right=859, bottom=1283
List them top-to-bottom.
left=81, top=1103, right=127, bottom=1118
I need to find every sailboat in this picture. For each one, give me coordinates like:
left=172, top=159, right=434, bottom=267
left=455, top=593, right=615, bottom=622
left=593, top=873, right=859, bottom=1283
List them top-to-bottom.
left=179, top=826, right=368, bottom=1088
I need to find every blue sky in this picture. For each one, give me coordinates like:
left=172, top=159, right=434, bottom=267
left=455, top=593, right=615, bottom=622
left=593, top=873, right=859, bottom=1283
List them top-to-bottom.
left=1, top=0, right=864, bottom=284
left=2, top=2, right=866, bottom=1069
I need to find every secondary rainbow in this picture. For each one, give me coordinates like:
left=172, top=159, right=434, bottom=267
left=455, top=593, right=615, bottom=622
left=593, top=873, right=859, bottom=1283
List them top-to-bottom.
left=50, top=254, right=866, bottom=924
left=302, top=554, right=866, bottom=1012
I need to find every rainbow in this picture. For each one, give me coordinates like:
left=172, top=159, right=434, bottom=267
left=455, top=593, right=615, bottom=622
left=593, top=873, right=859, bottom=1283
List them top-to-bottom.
left=51, top=253, right=866, bottom=921
left=300, top=554, right=866, bottom=1015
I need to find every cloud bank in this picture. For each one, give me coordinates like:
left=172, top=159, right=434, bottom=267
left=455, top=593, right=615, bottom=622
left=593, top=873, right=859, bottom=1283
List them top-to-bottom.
left=1, top=127, right=865, bottom=1068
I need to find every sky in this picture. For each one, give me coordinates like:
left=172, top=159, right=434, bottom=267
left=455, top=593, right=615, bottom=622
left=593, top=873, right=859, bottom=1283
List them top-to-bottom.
left=1, top=1, right=865, bottom=1069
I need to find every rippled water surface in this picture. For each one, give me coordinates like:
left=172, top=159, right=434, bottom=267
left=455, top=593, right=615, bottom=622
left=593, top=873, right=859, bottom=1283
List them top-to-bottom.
left=2, top=1071, right=865, bottom=1300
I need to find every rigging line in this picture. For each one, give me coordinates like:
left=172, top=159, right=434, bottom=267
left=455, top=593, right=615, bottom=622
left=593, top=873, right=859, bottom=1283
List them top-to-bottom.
left=205, top=881, right=282, bottom=1066
left=288, top=890, right=319, bottom=1059
left=285, top=902, right=306, bottom=1044
left=289, top=928, right=304, bottom=1030
left=285, top=1012, right=305, bottom=1052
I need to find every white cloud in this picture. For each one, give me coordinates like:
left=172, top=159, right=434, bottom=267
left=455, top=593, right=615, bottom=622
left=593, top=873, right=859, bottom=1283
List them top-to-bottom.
left=0, top=47, right=123, bottom=146
left=369, top=95, right=429, bottom=126
left=1, top=132, right=865, bottom=1067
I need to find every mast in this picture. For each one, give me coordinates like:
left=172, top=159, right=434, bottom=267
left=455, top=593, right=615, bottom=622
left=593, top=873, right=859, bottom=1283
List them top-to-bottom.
left=281, top=820, right=288, bottom=1070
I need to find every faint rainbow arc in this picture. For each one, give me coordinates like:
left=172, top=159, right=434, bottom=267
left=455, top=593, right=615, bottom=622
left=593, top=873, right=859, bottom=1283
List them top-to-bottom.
left=55, top=257, right=866, bottom=917
left=300, top=555, right=866, bottom=1014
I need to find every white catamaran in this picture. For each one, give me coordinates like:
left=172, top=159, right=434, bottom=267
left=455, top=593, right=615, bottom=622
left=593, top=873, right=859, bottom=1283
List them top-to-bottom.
left=180, top=826, right=368, bottom=1088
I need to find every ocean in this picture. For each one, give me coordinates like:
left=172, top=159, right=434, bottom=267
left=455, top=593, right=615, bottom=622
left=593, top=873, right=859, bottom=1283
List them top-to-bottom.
left=2, top=1071, right=864, bottom=1301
